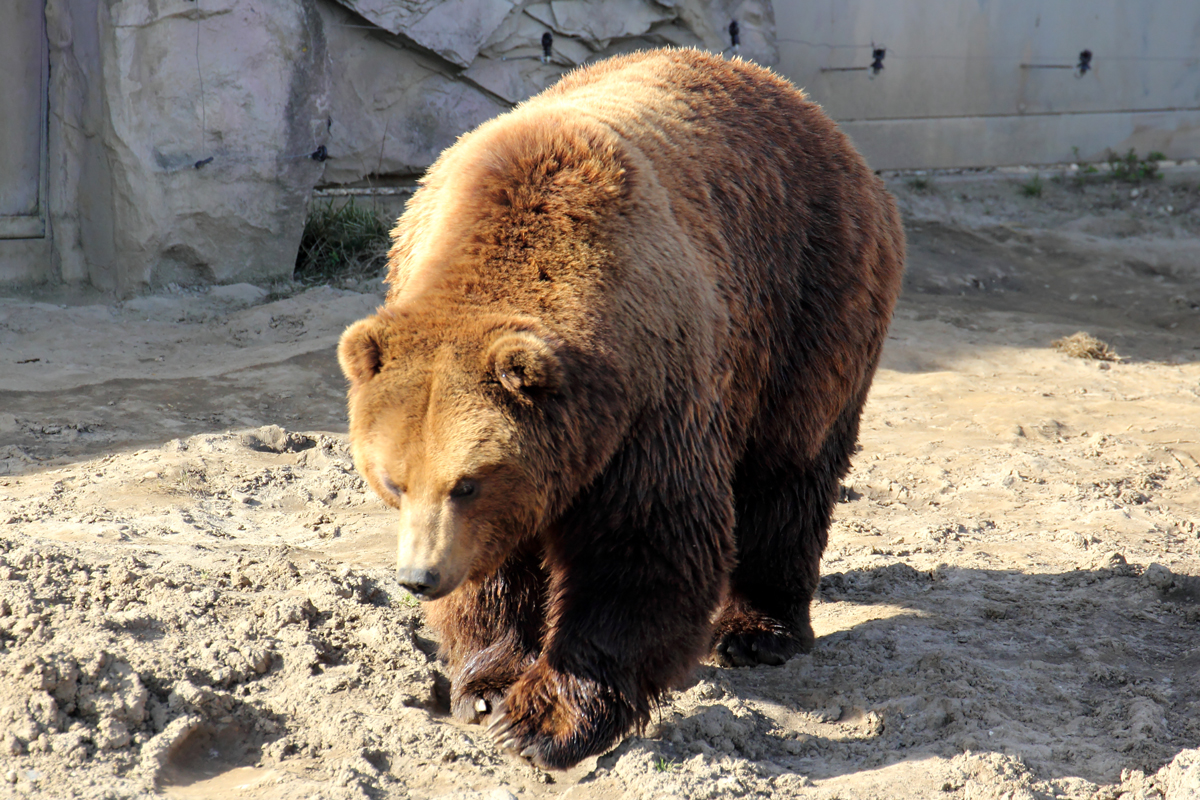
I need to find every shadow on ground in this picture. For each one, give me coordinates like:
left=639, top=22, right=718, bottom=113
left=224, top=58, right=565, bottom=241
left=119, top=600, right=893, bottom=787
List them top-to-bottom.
left=617, top=561, right=1200, bottom=787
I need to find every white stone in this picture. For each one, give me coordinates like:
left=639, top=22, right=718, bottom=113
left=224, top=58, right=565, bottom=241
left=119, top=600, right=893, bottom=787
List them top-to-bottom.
left=20, top=0, right=778, bottom=291
left=407, top=0, right=516, bottom=67
left=549, top=0, right=676, bottom=45
left=318, top=1, right=511, bottom=184
left=462, top=57, right=565, bottom=106
left=208, top=283, right=268, bottom=308
left=1159, top=749, right=1200, bottom=800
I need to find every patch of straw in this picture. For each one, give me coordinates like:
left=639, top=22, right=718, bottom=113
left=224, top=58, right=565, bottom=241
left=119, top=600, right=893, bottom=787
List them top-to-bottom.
left=294, top=199, right=391, bottom=284
left=1051, top=332, right=1121, bottom=362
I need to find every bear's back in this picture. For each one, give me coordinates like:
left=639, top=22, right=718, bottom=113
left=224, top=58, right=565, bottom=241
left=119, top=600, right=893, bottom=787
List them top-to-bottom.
left=385, top=49, right=903, bottom=455
left=519, top=49, right=899, bottom=315
left=529, top=49, right=865, bottom=235
left=536, top=49, right=903, bottom=436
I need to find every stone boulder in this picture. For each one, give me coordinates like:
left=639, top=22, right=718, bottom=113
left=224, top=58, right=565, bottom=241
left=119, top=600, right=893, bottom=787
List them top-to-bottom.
left=95, top=0, right=330, bottom=291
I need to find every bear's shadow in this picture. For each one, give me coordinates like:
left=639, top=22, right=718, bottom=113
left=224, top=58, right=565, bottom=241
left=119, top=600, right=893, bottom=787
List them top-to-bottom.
left=610, top=561, right=1199, bottom=787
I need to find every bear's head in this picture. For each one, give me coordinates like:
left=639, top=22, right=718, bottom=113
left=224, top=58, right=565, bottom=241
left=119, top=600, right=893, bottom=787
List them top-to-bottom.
left=338, top=311, right=564, bottom=599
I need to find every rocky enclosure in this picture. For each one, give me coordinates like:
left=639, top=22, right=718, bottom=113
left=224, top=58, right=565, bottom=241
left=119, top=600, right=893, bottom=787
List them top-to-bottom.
left=1, top=172, right=1199, bottom=799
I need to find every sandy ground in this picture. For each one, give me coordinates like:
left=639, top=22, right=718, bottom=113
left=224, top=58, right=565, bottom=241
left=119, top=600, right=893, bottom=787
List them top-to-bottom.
left=2, top=169, right=1200, bottom=800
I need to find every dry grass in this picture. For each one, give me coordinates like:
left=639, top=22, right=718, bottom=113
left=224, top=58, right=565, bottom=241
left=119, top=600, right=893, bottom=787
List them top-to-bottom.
left=294, top=199, right=391, bottom=284
left=1051, top=331, right=1122, bottom=361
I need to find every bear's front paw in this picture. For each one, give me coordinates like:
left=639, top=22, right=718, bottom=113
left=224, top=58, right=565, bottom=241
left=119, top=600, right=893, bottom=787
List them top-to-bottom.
left=711, top=599, right=813, bottom=667
left=714, top=627, right=800, bottom=667
left=486, top=662, right=636, bottom=770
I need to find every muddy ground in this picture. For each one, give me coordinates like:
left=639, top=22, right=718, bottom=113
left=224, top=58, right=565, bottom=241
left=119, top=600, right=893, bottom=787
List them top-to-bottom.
left=2, top=169, right=1200, bottom=799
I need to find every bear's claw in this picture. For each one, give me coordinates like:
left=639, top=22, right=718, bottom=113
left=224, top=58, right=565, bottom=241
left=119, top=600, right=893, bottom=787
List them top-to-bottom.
left=711, top=596, right=814, bottom=667
left=447, top=639, right=539, bottom=724
left=450, top=663, right=525, bottom=724
left=451, top=688, right=504, bottom=724
left=487, top=711, right=541, bottom=765
left=487, top=715, right=513, bottom=743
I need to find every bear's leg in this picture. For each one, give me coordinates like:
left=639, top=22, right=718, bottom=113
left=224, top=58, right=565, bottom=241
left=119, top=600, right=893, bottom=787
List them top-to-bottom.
left=714, top=395, right=866, bottom=668
left=489, top=460, right=736, bottom=769
left=426, top=546, right=547, bottom=724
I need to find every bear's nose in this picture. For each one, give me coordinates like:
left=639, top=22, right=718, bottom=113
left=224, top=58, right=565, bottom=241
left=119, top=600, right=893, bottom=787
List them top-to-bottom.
left=397, top=567, right=440, bottom=598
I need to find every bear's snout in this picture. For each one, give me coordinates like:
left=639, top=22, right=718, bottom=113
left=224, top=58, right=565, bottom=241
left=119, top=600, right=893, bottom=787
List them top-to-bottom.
left=395, top=497, right=477, bottom=599
left=397, top=567, right=441, bottom=598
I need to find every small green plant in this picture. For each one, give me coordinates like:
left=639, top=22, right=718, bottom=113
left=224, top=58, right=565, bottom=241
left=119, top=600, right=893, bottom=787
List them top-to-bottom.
left=1068, top=145, right=1163, bottom=187
left=1106, top=148, right=1165, bottom=183
left=1069, top=161, right=1099, bottom=190
left=1020, top=174, right=1043, bottom=197
left=906, top=176, right=934, bottom=193
left=295, top=199, right=391, bottom=284
left=394, top=591, right=421, bottom=609
left=653, top=757, right=678, bottom=773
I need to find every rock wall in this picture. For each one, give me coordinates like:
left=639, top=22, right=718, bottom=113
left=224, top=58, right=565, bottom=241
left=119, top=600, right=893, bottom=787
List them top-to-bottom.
left=22, top=0, right=775, bottom=293
left=44, top=0, right=103, bottom=287
left=321, top=0, right=777, bottom=185
left=317, top=1, right=512, bottom=185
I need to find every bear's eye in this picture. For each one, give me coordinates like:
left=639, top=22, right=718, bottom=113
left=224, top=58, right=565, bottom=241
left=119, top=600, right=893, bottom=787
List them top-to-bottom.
left=449, top=479, right=478, bottom=499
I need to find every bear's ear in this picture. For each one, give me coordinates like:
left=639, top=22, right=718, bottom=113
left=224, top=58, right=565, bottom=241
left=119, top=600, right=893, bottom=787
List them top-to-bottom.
left=338, top=317, right=385, bottom=386
left=486, top=331, right=561, bottom=398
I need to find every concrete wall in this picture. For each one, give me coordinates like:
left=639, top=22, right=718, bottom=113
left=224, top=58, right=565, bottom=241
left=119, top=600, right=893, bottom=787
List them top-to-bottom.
left=0, top=0, right=50, bottom=283
left=774, top=0, right=1200, bottom=169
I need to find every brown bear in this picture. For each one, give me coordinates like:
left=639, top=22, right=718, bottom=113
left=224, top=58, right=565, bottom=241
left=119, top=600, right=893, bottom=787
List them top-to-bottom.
left=337, top=48, right=904, bottom=769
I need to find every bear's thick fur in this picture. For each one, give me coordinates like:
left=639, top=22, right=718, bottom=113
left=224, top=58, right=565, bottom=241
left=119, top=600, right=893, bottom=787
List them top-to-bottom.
left=338, top=48, right=904, bottom=769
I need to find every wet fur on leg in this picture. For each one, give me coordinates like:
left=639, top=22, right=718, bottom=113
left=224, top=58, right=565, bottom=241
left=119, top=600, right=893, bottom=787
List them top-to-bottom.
left=427, top=548, right=547, bottom=723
